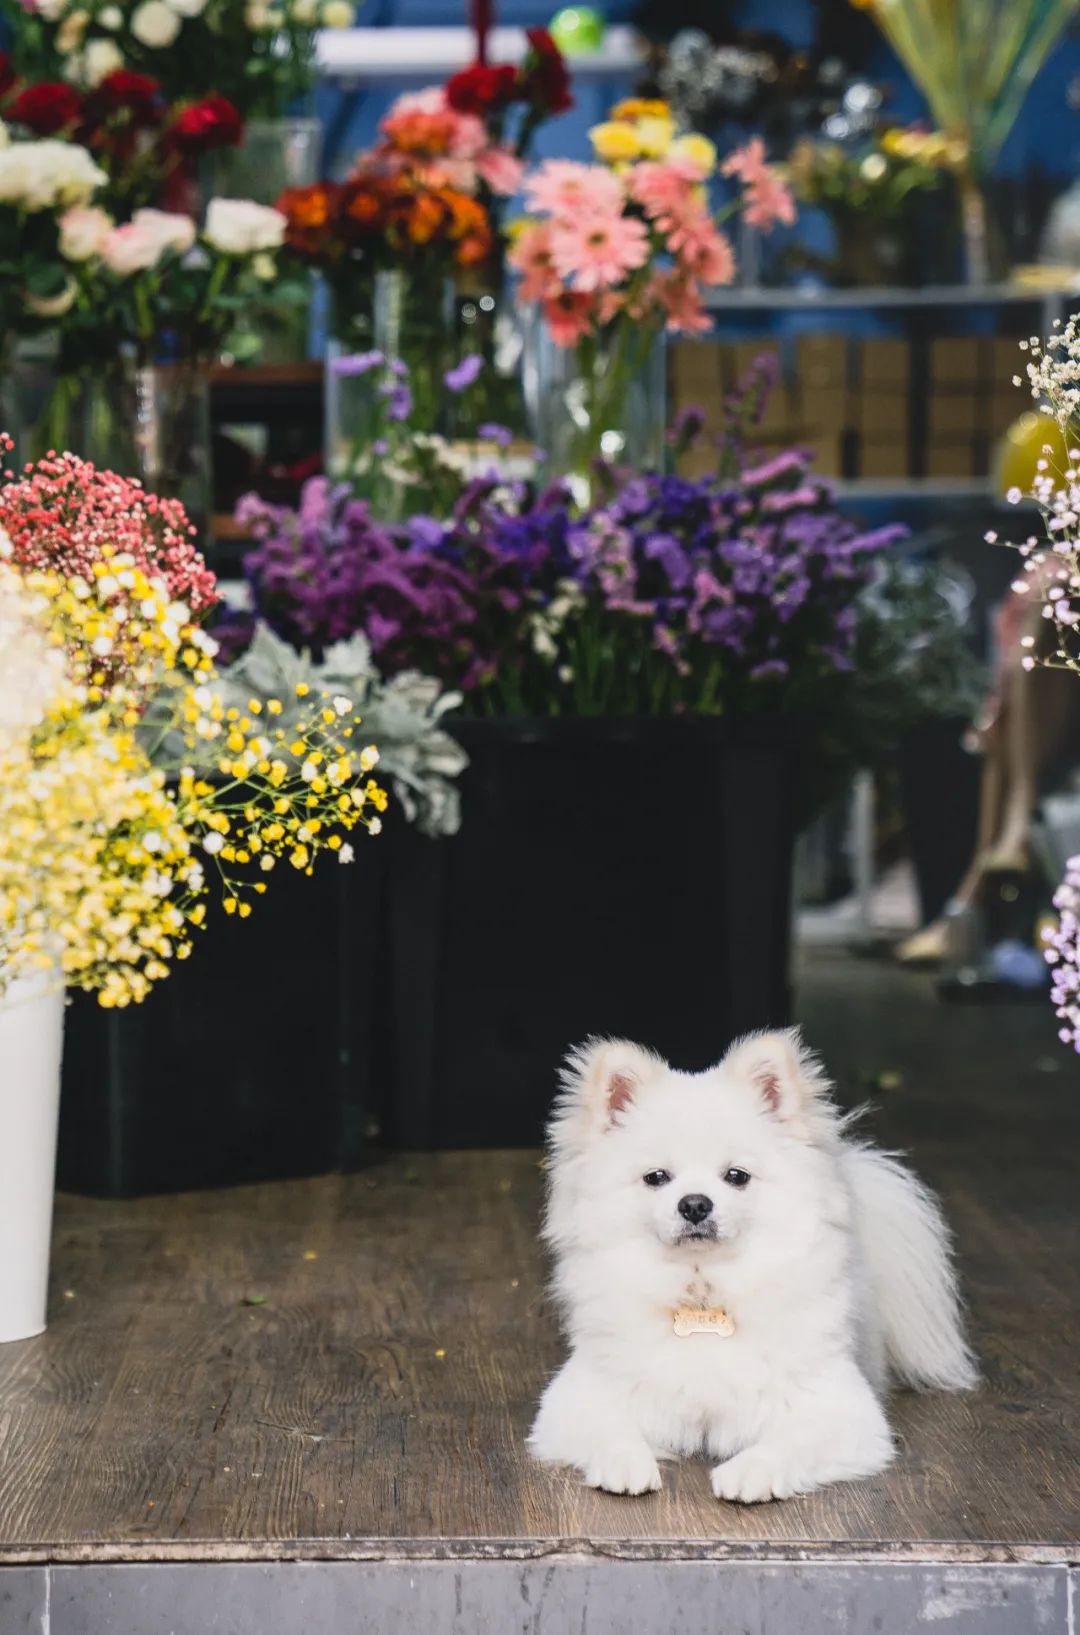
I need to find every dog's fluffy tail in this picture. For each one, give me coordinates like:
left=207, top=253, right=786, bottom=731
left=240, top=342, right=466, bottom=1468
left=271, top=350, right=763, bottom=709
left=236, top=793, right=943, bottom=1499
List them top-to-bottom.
left=845, top=1145, right=978, bottom=1391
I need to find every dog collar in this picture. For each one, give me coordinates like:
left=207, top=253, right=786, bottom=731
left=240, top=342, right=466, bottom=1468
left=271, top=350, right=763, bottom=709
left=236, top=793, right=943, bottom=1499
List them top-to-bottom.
left=672, top=1304, right=735, bottom=1337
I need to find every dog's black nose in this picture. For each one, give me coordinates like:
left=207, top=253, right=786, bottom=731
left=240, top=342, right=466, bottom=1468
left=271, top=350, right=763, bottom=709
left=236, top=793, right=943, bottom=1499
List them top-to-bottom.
left=677, top=1193, right=713, bottom=1225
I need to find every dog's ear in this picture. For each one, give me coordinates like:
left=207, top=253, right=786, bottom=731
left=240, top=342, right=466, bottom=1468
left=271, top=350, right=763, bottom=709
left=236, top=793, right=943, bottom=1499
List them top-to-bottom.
left=721, top=1029, right=829, bottom=1127
left=560, top=1038, right=662, bottom=1131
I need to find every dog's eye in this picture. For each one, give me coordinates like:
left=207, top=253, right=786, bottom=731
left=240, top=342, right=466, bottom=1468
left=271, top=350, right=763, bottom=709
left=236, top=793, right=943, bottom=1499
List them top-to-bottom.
left=723, top=1167, right=751, bottom=1189
left=643, top=1169, right=672, bottom=1188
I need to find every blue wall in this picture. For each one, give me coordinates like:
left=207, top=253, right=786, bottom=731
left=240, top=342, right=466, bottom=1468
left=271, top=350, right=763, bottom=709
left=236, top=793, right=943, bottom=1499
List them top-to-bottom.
left=320, top=0, right=1080, bottom=183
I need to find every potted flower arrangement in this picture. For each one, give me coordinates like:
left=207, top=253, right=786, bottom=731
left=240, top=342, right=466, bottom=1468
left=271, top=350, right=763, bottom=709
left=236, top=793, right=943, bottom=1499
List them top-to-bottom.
left=1, top=0, right=352, bottom=123
left=1, top=58, right=246, bottom=215
left=512, top=100, right=795, bottom=487
left=787, top=125, right=965, bottom=286
left=14, top=187, right=287, bottom=536
left=235, top=362, right=901, bottom=1147
left=0, top=445, right=387, bottom=1333
left=0, top=445, right=466, bottom=1197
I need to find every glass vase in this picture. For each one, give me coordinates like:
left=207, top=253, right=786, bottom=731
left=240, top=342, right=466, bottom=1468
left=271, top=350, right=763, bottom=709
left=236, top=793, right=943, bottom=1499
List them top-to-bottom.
left=207, top=117, right=322, bottom=205
left=208, top=117, right=322, bottom=363
left=324, top=268, right=455, bottom=500
left=523, top=311, right=668, bottom=495
left=82, top=360, right=214, bottom=545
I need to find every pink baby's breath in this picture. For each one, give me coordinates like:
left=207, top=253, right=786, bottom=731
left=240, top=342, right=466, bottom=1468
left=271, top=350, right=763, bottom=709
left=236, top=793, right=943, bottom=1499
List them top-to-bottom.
left=0, top=443, right=217, bottom=615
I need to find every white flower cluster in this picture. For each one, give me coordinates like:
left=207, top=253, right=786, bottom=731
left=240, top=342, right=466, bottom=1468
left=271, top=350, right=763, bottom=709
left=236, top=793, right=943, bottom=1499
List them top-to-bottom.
left=37, top=0, right=354, bottom=70
left=0, top=140, right=105, bottom=212
left=54, top=199, right=286, bottom=280
left=995, top=320, right=1080, bottom=675
left=0, top=552, right=70, bottom=760
left=1043, top=853, right=1080, bottom=1051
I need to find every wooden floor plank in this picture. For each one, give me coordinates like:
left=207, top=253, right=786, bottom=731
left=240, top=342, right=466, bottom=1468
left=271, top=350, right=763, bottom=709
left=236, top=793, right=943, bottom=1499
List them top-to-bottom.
left=0, top=952, right=1077, bottom=1564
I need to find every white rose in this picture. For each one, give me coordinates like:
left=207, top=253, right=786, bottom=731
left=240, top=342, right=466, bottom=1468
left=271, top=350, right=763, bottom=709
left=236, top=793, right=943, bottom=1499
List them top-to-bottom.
left=35, top=0, right=67, bottom=18
left=130, top=0, right=181, bottom=46
left=166, top=0, right=208, bottom=15
left=290, top=0, right=317, bottom=22
left=321, top=0, right=352, bottom=26
left=244, top=2, right=269, bottom=27
left=98, top=4, right=123, bottom=24
left=55, top=7, right=89, bottom=52
left=80, top=38, right=124, bottom=83
left=0, top=142, right=105, bottom=211
left=203, top=198, right=286, bottom=256
left=59, top=203, right=114, bottom=260
left=131, top=207, right=197, bottom=257
left=24, top=280, right=76, bottom=317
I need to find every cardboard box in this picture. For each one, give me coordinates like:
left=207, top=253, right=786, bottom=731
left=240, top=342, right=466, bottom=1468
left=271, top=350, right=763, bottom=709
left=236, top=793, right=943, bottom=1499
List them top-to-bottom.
left=796, top=333, right=847, bottom=387
left=930, top=337, right=986, bottom=386
left=859, top=339, right=910, bottom=389
left=793, top=383, right=848, bottom=432
left=855, top=391, right=909, bottom=438
left=928, top=392, right=980, bottom=437
left=799, top=436, right=843, bottom=477
left=859, top=439, right=912, bottom=480
left=925, top=440, right=977, bottom=478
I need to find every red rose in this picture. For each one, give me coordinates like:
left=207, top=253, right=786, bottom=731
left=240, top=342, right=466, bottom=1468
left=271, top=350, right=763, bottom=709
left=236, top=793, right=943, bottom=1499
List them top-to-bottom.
left=521, top=27, right=573, bottom=114
left=446, top=62, right=519, bottom=115
left=92, top=70, right=162, bottom=126
left=8, top=81, right=83, bottom=135
left=168, top=94, right=244, bottom=155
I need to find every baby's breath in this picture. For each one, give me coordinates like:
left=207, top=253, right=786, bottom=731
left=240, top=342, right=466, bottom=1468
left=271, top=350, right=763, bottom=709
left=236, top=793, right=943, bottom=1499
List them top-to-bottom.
left=0, top=557, right=385, bottom=1007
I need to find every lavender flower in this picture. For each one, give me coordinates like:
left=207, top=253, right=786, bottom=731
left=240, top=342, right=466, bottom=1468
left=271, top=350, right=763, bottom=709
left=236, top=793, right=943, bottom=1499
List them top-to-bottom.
left=330, top=350, right=386, bottom=377
left=444, top=354, right=484, bottom=394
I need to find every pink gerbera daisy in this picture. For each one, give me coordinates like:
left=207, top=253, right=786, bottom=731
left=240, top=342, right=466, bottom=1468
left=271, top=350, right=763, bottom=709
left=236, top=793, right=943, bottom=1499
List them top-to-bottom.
left=722, top=138, right=796, bottom=232
left=524, top=159, right=625, bottom=220
left=629, top=160, right=695, bottom=226
left=549, top=212, right=649, bottom=293
left=668, top=215, right=735, bottom=285
left=509, top=221, right=560, bottom=302
left=658, top=272, right=713, bottom=335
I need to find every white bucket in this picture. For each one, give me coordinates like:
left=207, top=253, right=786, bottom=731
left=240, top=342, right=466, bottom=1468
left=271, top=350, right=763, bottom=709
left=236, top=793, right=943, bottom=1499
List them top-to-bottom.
left=0, top=970, right=65, bottom=1343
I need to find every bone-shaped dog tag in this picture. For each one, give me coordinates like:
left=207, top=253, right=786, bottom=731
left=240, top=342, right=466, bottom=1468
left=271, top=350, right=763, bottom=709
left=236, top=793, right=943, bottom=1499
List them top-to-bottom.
left=672, top=1304, right=735, bottom=1338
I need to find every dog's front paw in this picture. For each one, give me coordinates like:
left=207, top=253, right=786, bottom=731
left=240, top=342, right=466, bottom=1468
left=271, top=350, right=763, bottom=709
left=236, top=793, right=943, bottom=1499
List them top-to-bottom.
left=583, top=1445, right=662, bottom=1496
left=711, top=1447, right=800, bottom=1505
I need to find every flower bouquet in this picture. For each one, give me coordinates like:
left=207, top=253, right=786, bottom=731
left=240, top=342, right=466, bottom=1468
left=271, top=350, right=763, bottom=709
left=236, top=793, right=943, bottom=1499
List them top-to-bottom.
left=2, top=0, right=354, bottom=121
left=2, top=59, right=245, bottom=215
left=511, top=100, right=795, bottom=485
left=788, top=125, right=966, bottom=286
left=0, top=135, right=105, bottom=338
left=23, top=194, right=286, bottom=531
left=0, top=445, right=385, bottom=1316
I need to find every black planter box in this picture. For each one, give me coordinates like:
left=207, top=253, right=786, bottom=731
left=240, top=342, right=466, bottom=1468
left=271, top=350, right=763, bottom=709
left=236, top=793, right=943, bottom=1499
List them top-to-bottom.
left=378, top=716, right=799, bottom=1150
left=897, top=717, right=981, bottom=925
left=57, top=850, right=382, bottom=1197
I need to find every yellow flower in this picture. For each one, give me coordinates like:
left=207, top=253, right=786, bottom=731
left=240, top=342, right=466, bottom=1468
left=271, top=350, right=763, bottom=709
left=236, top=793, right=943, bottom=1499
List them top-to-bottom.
left=636, top=116, right=676, bottom=158
left=589, top=120, right=643, bottom=163
left=669, top=133, right=717, bottom=177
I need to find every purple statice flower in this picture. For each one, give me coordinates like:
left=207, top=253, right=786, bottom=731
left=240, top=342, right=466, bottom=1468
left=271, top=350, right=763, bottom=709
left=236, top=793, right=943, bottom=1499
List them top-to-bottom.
left=330, top=349, right=386, bottom=377
left=444, top=354, right=483, bottom=394
left=380, top=380, right=413, bottom=422
left=477, top=422, right=513, bottom=449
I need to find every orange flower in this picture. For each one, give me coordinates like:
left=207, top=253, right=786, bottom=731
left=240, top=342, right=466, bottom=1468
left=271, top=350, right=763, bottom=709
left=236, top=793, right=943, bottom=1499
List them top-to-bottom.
left=278, top=184, right=334, bottom=230
left=406, top=190, right=448, bottom=245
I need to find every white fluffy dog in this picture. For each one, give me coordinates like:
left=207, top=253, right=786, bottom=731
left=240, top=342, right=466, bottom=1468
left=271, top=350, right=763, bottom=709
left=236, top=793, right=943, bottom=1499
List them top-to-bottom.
left=529, top=1030, right=977, bottom=1503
